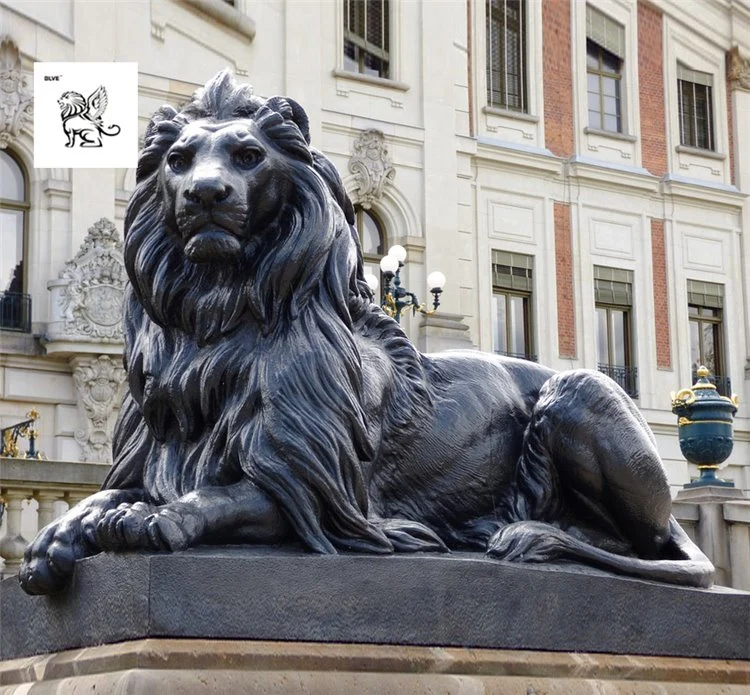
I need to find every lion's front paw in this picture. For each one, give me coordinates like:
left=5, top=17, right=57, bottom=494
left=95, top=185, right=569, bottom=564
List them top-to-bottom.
left=96, top=501, right=157, bottom=551
left=96, top=502, right=206, bottom=552
left=143, top=504, right=206, bottom=551
left=19, top=521, right=78, bottom=595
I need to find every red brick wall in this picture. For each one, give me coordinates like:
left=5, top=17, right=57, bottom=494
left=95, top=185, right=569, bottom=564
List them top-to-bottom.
left=543, top=0, right=574, bottom=158
left=638, top=2, right=667, bottom=177
left=555, top=202, right=576, bottom=358
left=651, top=219, right=671, bottom=369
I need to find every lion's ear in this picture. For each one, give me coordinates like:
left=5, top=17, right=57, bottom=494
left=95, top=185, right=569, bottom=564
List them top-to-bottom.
left=265, top=96, right=310, bottom=144
left=144, top=105, right=179, bottom=142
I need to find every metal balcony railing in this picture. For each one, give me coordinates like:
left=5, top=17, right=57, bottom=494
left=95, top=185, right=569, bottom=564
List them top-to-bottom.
left=0, top=292, right=31, bottom=332
left=495, top=351, right=538, bottom=362
left=598, top=363, right=639, bottom=399
left=692, top=370, right=732, bottom=398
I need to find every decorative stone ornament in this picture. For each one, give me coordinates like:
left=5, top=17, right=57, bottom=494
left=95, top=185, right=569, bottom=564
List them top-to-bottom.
left=0, top=37, right=33, bottom=149
left=728, top=47, right=750, bottom=92
left=348, top=129, right=395, bottom=209
left=47, top=218, right=126, bottom=344
left=72, top=355, right=126, bottom=463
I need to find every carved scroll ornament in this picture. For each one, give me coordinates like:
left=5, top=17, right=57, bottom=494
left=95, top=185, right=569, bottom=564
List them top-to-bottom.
left=0, top=37, right=33, bottom=149
left=348, top=129, right=395, bottom=209
left=47, top=218, right=126, bottom=344
left=72, top=355, right=126, bottom=463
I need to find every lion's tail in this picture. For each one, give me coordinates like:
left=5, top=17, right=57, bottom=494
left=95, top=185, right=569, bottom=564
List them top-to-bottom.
left=100, top=123, right=121, bottom=137
left=486, top=517, right=714, bottom=588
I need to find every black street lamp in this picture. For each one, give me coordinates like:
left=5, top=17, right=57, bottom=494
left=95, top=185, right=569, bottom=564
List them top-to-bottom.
left=364, top=244, right=446, bottom=323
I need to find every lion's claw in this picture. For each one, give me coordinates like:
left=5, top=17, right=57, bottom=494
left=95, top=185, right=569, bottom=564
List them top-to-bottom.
left=95, top=502, right=205, bottom=552
left=96, top=502, right=156, bottom=551
left=144, top=505, right=206, bottom=551
left=19, top=522, right=78, bottom=595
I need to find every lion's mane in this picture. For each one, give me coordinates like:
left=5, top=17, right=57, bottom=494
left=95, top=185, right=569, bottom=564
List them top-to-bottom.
left=108, top=72, right=432, bottom=554
left=58, top=92, right=87, bottom=120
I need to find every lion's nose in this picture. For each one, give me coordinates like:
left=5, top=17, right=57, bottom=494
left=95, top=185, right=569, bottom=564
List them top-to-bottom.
left=184, top=178, right=232, bottom=207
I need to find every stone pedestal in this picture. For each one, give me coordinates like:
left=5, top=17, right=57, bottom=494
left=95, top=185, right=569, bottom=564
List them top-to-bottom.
left=673, top=485, right=750, bottom=589
left=2, top=549, right=748, bottom=692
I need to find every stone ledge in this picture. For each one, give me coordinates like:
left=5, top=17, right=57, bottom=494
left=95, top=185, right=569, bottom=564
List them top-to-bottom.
left=2, top=548, right=749, bottom=661
left=1, top=639, right=749, bottom=694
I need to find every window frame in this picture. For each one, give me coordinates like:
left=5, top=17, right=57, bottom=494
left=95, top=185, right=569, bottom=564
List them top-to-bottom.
left=343, top=0, right=391, bottom=81
left=485, top=0, right=528, bottom=114
left=575, top=1, right=639, bottom=166
left=664, top=24, right=729, bottom=181
left=586, top=38, right=623, bottom=134
left=677, top=65, right=715, bottom=151
left=0, top=148, right=30, bottom=295
left=0, top=148, right=31, bottom=333
left=355, top=206, right=387, bottom=303
left=491, top=250, right=535, bottom=361
left=593, top=266, right=637, bottom=398
left=686, top=279, right=729, bottom=395
left=491, top=288, right=534, bottom=360
left=595, top=303, right=632, bottom=368
left=688, top=305, right=724, bottom=376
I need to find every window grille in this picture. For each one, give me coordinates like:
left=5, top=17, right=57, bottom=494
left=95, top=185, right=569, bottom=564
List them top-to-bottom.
left=344, top=0, right=390, bottom=79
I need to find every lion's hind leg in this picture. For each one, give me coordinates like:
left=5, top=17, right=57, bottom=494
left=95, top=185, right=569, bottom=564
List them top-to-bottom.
left=79, top=128, right=103, bottom=147
left=488, top=369, right=714, bottom=587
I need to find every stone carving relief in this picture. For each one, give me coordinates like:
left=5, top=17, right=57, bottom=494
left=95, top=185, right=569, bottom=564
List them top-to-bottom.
left=0, top=37, right=33, bottom=149
left=729, top=47, right=750, bottom=92
left=348, top=129, right=395, bottom=209
left=47, top=218, right=126, bottom=344
left=72, top=355, right=126, bottom=463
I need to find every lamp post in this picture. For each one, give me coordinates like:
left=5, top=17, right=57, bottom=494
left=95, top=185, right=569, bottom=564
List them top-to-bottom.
left=363, top=245, right=446, bottom=323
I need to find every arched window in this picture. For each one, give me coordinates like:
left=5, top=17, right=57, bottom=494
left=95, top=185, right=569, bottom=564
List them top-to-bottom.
left=0, top=150, right=30, bottom=331
left=355, top=206, right=386, bottom=299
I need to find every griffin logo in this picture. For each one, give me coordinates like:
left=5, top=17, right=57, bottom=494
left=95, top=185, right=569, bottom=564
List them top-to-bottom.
left=58, top=86, right=121, bottom=148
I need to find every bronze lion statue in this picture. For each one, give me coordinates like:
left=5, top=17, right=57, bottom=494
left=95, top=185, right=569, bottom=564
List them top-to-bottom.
left=20, top=72, right=713, bottom=595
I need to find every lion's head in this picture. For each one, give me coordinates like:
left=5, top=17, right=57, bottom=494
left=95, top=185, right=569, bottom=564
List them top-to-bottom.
left=125, top=71, right=367, bottom=344
left=58, top=91, right=87, bottom=120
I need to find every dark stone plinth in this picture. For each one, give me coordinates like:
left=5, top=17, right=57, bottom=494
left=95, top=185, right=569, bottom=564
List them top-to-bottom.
left=2, top=548, right=749, bottom=661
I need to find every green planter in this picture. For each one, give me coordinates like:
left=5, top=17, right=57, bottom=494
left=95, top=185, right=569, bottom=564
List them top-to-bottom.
left=671, top=366, right=738, bottom=488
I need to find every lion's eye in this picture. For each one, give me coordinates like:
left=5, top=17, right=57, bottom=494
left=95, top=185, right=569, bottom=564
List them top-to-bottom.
left=233, top=148, right=264, bottom=169
left=168, top=152, right=191, bottom=174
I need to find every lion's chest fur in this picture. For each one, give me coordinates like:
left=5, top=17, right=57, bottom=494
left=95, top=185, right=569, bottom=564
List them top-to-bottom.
left=137, top=323, right=261, bottom=501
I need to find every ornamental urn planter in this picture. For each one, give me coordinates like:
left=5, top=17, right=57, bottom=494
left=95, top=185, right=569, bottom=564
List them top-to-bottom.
left=671, top=366, right=738, bottom=488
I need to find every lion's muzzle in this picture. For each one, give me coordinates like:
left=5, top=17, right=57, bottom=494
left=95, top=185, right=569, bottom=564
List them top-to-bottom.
left=184, top=226, right=242, bottom=264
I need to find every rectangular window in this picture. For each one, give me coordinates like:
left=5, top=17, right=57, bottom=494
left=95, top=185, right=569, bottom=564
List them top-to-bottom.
left=344, top=0, right=390, bottom=79
left=486, top=0, right=527, bottom=112
left=586, top=6, right=624, bottom=133
left=678, top=64, right=714, bottom=151
left=492, top=250, right=534, bottom=360
left=595, top=266, right=637, bottom=397
left=688, top=280, right=729, bottom=395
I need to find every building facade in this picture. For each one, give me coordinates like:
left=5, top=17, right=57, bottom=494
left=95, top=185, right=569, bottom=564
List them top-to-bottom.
left=1, top=0, right=750, bottom=510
